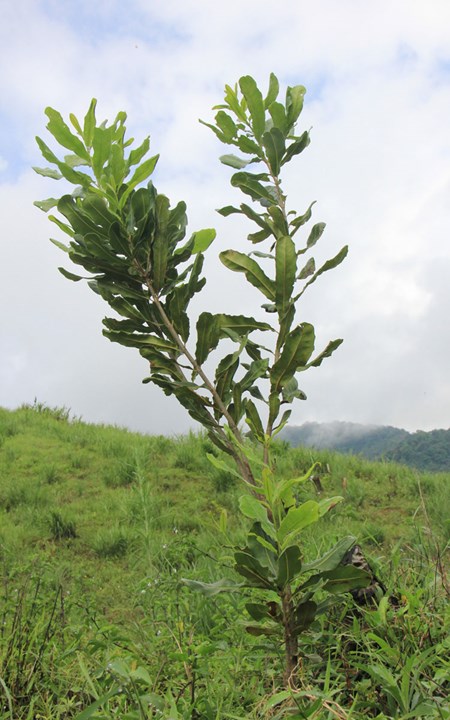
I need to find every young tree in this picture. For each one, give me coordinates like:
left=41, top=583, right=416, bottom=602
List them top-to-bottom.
left=35, top=74, right=368, bottom=688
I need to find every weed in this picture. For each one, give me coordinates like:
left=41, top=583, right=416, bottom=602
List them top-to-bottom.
left=48, top=510, right=77, bottom=540
left=92, top=527, right=130, bottom=558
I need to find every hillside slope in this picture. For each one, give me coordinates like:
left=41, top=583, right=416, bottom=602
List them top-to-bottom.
left=281, top=421, right=450, bottom=471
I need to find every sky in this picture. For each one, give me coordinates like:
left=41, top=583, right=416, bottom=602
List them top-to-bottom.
left=1, top=0, right=450, bottom=435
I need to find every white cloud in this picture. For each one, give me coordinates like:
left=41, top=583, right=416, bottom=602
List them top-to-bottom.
left=1, top=0, right=449, bottom=434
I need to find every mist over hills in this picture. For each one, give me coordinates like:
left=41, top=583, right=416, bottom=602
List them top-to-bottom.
left=281, top=421, right=450, bottom=472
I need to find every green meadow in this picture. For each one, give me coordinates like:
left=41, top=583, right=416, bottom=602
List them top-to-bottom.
left=0, top=403, right=448, bottom=719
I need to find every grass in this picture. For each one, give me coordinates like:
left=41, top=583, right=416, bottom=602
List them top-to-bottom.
left=0, top=404, right=448, bottom=718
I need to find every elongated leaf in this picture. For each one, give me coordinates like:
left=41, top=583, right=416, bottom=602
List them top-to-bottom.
left=264, top=72, right=280, bottom=108
left=239, top=75, right=265, bottom=140
left=286, top=85, right=306, bottom=128
left=83, top=98, right=97, bottom=148
left=269, top=102, right=288, bottom=135
left=45, top=107, right=90, bottom=160
left=215, top=111, right=238, bottom=142
left=92, top=126, right=113, bottom=180
left=262, top=128, right=285, bottom=175
left=282, top=131, right=310, bottom=165
left=237, top=135, right=264, bottom=158
left=127, top=136, right=150, bottom=168
left=35, top=137, right=92, bottom=186
left=220, top=154, right=249, bottom=169
left=119, top=155, right=159, bottom=207
left=33, top=166, right=62, bottom=180
left=231, top=172, right=274, bottom=204
left=152, top=194, right=170, bottom=291
left=34, top=197, right=59, bottom=212
left=290, top=202, right=315, bottom=235
left=216, top=205, right=241, bottom=217
left=306, top=222, right=326, bottom=249
left=192, top=228, right=216, bottom=253
left=275, top=235, right=296, bottom=315
left=297, top=247, right=348, bottom=300
left=220, top=250, right=275, bottom=300
left=298, top=257, right=315, bottom=279
left=58, top=266, right=84, bottom=282
left=195, top=312, right=220, bottom=365
left=271, top=323, right=315, bottom=391
left=306, top=338, right=343, bottom=369
left=245, top=398, right=265, bottom=440
left=206, top=453, right=243, bottom=480
left=239, top=494, right=268, bottom=524
left=277, top=500, right=319, bottom=548
left=302, top=536, right=357, bottom=573
left=277, top=545, right=302, bottom=589
left=234, top=551, right=273, bottom=589
left=322, top=565, right=372, bottom=594
left=182, top=577, right=242, bottom=595
left=293, top=599, right=317, bottom=634
left=245, top=625, right=279, bottom=637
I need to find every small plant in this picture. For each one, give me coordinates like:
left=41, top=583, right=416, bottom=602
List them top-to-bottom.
left=34, top=73, right=368, bottom=690
left=48, top=510, right=77, bottom=540
left=92, top=527, right=129, bottom=558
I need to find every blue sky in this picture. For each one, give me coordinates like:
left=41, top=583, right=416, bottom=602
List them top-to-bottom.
left=1, top=0, right=450, bottom=434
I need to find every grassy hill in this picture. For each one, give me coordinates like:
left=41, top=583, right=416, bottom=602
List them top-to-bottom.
left=0, top=404, right=448, bottom=718
left=282, top=421, right=450, bottom=471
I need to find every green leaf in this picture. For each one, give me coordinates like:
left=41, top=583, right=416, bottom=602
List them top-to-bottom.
left=264, top=73, right=280, bottom=108
left=239, top=75, right=265, bottom=140
left=285, top=85, right=306, bottom=128
left=83, top=98, right=97, bottom=148
left=269, top=102, right=288, bottom=135
left=45, top=107, right=90, bottom=160
left=215, top=111, right=238, bottom=142
left=92, top=125, right=113, bottom=180
left=262, top=128, right=285, bottom=175
left=282, top=131, right=310, bottom=165
left=237, top=135, right=264, bottom=158
left=127, top=136, right=150, bottom=168
left=35, top=137, right=92, bottom=186
left=220, top=154, right=249, bottom=169
left=119, top=155, right=159, bottom=207
left=32, top=166, right=62, bottom=180
left=230, top=172, right=275, bottom=204
left=152, top=194, right=170, bottom=292
left=34, top=198, right=59, bottom=212
left=290, top=202, right=316, bottom=234
left=216, top=205, right=241, bottom=217
left=306, top=222, right=326, bottom=249
left=191, top=228, right=216, bottom=254
left=275, top=235, right=296, bottom=315
left=220, top=250, right=275, bottom=300
left=298, top=257, right=315, bottom=280
left=58, top=267, right=84, bottom=282
left=195, top=312, right=221, bottom=365
left=271, top=323, right=315, bottom=391
left=306, top=338, right=343, bottom=369
left=244, top=399, right=265, bottom=440
left=206, top=453, right=243, bottom=480
left=239, top=495, right=268, bottom=524
left=318, top=496, right=343, bottom=516
left=277, top=501, right=320, bottom=549
left=302, top=536, right=357, bottom=573
left=277, top=545, right=302, bottom=588
left=234, top=550, right=274, bottom=589
left=322, top=565, right=372, bottom=594
left=182, top=577, right=243, bottom=595
left=293, top=599, right=317, bottom=634
left=245, top=602, right=276, bottom=621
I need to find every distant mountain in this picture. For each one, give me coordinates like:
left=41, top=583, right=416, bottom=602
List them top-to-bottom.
left=281, top=421, right=450, bottom=472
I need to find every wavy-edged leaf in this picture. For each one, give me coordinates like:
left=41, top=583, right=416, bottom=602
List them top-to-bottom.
left=264, top=72, right=280, bottom=108
left=239, top=75, right=265, bottom=140
left=286, top=85, right=306, bottom=129
left=83, top=98, right=97, bottom=148
left=45, top=107, right=90, bottom=160
left=215, top=111, right=238, bottom=142
left=262, top=128, right=285, bottom=175
left=282, top=130, right=310, bottom=165
left=127, top=136, right=150, bottom=168
left=220, top=154, right=249, bottom=169
left=33, top=166, right=62, bottom=180
left=231, top=172, right=274, bottom=204
left=34, top=197, right=59, bottom=212
left=306, top=222, right=326, bottom=249
left=191, top=228, right=216, bottom=254
left=275, top=235, right=296, bottom=315
left=220, top=250, right=275, bottom=300
left=298, top=257, right=315, bottom=279
left=58, top=266, right=84, bottom=282
left=195, top=312, right=221, bottom=365
left=271, top=323, right=315, bottom=391
left=245, top=398, right=265, bottom=440
left=239, top=494, right=268, bottom=524
left=277, top=501, right=320, bottom=549
left=303, top=536, right=357, bottom=573
left=277, top=545, right=302, bottom=589
left=182, top=577, right=243, bottom=596
left=293, top=599, right=317, bottom=634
